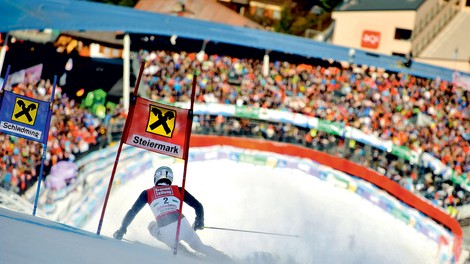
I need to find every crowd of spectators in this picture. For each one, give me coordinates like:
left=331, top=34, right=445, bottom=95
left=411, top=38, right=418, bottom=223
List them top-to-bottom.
left=1, top=48, right=469, bottom=219
left=137, top=49, right=470, bottom=216
left=138, top=50, right=470, bottom=175
left=0, top=79, right=123, bottom=196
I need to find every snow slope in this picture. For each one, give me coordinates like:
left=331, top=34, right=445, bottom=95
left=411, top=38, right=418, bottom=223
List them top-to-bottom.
left=0, top=207, right=207, bottom=264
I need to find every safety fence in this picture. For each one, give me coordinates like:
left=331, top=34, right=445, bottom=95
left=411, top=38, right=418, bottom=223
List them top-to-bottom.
left=174, top=102, right=470, bottom=193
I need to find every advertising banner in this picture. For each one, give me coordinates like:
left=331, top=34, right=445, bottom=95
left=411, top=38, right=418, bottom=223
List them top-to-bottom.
left=361, top=30, right=381, bottom=49
left=0, top=91, right=51, bottom=144
left=124, top=96, right=189, bottom=159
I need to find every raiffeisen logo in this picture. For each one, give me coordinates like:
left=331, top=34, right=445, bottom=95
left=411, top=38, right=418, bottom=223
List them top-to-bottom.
left=361, top=30, right=381, bottom=49
left=12, top=98, right=39, bottom=126
left=146, top=105, right=176, bottom=138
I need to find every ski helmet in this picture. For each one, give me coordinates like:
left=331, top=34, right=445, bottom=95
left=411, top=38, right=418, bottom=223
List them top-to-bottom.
left=154, top=166, right=173, bottom=185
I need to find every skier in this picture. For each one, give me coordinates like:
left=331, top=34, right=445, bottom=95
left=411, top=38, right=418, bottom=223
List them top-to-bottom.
left=113, top=166, right=230, bottom=262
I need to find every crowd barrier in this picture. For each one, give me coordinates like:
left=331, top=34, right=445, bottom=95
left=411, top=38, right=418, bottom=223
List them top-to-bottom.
left=174, top=102, right=470, bottom=192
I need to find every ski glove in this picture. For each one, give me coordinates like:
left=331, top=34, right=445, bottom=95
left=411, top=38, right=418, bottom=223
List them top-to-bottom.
left=193, top=217, right=204, bottom=231
left=113, top=228, right=127, bottom=240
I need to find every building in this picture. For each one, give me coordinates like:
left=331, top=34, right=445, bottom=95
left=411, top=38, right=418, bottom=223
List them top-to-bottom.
left=134, top=0, right=263, bottom=29
left=331, top=0, right=470, bottom=73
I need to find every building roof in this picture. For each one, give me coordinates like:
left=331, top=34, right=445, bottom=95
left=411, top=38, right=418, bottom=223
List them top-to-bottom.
left=1, top=0, right=468, bottom=81
left=134, top=0, right=263, bottom=29
left=337, top=0, right=425, bottom=12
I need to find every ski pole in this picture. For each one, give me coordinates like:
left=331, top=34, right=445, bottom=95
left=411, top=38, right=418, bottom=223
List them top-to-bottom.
left=203, top=226, right=299, bottom=238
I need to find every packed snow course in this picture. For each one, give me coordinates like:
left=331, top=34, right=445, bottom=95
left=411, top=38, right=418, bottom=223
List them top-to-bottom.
left=21, top=144, right=455, bottom=263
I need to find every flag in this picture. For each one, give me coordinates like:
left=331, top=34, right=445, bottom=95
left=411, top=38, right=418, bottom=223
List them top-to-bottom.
left=5, top=64, right=43, bottom=89
left=23, top=64, right=43, bottom=84
left=0, top=91, right=51, bottom=144
left=124, top=96, right=190, bottom=159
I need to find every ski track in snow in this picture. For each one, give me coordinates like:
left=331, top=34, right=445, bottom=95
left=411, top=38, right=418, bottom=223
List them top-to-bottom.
left=80, top=157, right=439, bottom=264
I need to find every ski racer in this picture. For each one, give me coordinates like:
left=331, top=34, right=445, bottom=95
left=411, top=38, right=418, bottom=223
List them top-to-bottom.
left=113, top=166, right=229, bottom=261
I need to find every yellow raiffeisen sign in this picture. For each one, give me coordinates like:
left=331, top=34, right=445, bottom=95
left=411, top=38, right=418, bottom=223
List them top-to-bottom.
left=11, top=97, right=39, bottom=125
left=146, top=105, right=177, bottom=138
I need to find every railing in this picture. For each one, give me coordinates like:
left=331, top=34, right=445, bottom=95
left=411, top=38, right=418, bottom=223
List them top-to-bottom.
left=178, top=102, right=470, bottom=193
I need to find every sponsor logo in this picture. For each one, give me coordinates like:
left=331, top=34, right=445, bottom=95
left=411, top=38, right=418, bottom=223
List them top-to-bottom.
left=361, top=30, right=381, bottom=49
left=11, top=98, right=39, bottom=125
left=146, top=105, right=176, bottom=138
left=155, top=186, right=174, bottom=197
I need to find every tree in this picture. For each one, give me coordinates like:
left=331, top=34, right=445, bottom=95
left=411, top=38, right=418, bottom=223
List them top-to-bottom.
left=319, top=0, right=343, bottom=12
left=274, top=3, right=331, bottom=36
left=273, top=6, right=295, bottom=34
left=290, top=16, right=311, bottom=36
